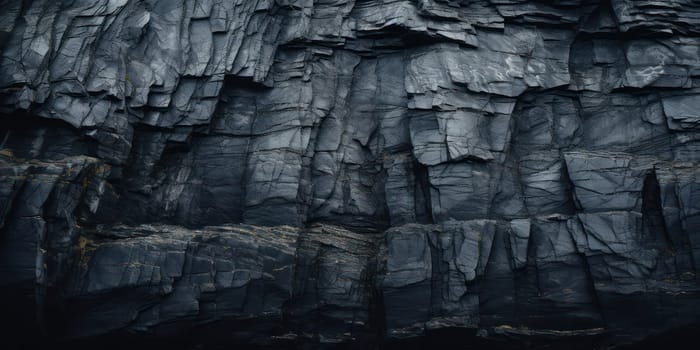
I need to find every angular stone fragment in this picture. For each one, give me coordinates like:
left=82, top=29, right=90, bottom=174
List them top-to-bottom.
left=662, top=94, right=700, bottom=130
left=564, top=151, right=649, bottom=212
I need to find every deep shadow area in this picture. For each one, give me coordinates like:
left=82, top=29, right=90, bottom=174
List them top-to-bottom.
left=9, top=324, right=700, bottom=350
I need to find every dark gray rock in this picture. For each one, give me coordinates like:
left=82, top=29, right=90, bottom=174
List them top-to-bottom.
left=1, top=0, right=700, bottom=348
left=378, top=220, right=496, bottom=338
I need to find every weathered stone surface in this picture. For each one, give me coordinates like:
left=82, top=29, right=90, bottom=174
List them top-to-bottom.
left=1, top=0, right=700, bottom=348
left=378, top=220, right=496, bottom=338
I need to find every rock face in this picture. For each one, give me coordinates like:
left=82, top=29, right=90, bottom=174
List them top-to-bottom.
left=1, top=0, right=699, bottom=348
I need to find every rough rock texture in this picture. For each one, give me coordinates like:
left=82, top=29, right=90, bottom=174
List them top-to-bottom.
left=1, top=0, right=700, bottom=348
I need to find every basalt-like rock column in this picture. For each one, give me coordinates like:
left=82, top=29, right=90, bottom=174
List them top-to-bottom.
left=1, top=0, right=699, bottom=348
